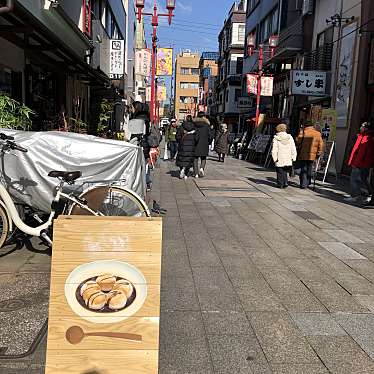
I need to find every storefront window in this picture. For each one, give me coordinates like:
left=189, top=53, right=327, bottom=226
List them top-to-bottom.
left=0, top=67, right=12, bottom=95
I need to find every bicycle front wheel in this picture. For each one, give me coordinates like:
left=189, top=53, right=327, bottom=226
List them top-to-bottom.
left=69, top=186, right=151, bottom=217
left=0, top=204, right=10, bottom=249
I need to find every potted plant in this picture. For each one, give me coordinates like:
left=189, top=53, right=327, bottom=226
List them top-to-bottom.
left=0, top=93, right=34, bottom=130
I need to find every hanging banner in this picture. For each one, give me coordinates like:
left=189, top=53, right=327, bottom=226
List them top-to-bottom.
left=82, top=0, right=92, bottom=36
left=335, top=22, right=357, bottom=128
left=109, top=40, right=124, bottom=79
left=156, top=48, right=173, bottom=76
left=135, top=49, right=151, bottom=76
left=247, top=74, right=273, bottom=96
left=247, top=74, right=258, bottom=95
left=261, top=76, right=274, bottom=96
left=146, top=86, right=151, bottom=102
left=157, top=86, right=167, bottom=102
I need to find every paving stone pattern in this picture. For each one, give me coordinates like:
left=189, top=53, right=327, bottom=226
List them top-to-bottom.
left=2, top=154, right=374, bottom=373
left=156, top=155, right=374, bottom=373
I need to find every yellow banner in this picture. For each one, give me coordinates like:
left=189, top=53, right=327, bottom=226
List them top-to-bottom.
left=157, top=48, right=173, bottom=76
left=157, top=86, right=167, bottom=102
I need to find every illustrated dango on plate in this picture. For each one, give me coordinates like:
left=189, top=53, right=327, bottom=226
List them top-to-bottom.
left=76, top=274, right=136, bottom=313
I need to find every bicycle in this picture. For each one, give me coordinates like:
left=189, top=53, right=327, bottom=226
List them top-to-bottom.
left=0, top=133, right=151, bottom=248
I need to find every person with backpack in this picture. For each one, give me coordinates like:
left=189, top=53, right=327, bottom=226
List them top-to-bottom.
left=128, top=102, right=160, bottom=191
left=176, top=119, right=198, bottom=179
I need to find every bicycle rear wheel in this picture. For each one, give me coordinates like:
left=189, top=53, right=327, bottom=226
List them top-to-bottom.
left=69, top=186, right=151, bottom=217
left=0, top=204, right=10, bottom=249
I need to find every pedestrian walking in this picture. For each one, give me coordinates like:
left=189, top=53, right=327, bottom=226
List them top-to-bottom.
left=193, top=111, right=213, bottom=178
left=166, top=119, right=179, bottom=160
left=176, top=119, right=198, bottom=179
left=296, top=121, right=324, bottom=189
left=345, top=121, right=374, bottom=203
left=215, top=123, right=229, bottom=162
left=271, top=123, right=297, bottom=188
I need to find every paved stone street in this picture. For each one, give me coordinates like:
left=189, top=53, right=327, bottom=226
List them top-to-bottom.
left=1, top=154, right=374, bottom=373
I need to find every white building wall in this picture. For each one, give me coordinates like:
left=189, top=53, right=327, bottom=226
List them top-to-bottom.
left=313, top=0, right=361, bottom=172
left=231, top=23, right=245, bottom=45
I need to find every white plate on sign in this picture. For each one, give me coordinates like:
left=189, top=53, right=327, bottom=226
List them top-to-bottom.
left=64, top=260, right=147, bottom=324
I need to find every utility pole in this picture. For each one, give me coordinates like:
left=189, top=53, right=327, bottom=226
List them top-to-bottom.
left=135, top=0, right=176, bottom=124
left=246, top=34, right=279, bottom=126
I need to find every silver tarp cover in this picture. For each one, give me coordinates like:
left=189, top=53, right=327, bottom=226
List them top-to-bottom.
left=1, top=130, right=146, bottom=213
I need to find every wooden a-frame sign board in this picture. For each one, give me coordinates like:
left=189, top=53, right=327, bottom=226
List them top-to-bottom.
left=45, top=216, right=162, bottom=374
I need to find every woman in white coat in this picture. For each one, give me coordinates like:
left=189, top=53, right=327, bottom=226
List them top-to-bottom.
left=272, top=123, right=297, bottom=188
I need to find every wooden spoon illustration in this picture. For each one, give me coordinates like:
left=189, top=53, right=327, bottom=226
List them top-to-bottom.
left=66, top=326, right=142, bottom=344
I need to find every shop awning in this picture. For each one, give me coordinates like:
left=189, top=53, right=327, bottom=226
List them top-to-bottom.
left=1, top=1, right=109, bottom=84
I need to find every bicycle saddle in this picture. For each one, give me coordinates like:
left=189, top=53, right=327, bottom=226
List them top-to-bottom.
left=48, top=170, right=82, bottom=182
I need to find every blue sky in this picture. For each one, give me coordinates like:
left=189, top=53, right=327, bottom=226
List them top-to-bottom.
left=142, top=0, right=235, bottom=101
left=143, top=0, right=235, bottom=53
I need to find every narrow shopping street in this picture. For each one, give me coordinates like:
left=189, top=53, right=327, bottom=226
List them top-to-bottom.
left=1, top=154, right=374, bottom=373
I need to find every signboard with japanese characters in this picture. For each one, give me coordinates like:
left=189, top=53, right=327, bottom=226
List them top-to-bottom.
left=335, top=22, right=357, bottom=128
left=109, top=40, right=124, bottom=80
left=135, top=49, right=151, bottom=77
left=291, top=70, right=326, bottom=96
left=246, top=75, right=273, bottom=96
left=261, top=77, right=274, bottom=97
left=237, top=96, right=252, bottom=109
left=321, top=109, right=337, bottom=141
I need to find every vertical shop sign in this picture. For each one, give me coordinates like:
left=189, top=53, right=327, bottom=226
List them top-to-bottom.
left=82, top=0, right=91, bottom=36
left=335, top=22, right=357, bottom=128
left=109, top=40, right=125, bottom=79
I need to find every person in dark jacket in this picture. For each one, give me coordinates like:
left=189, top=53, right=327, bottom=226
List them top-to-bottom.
left=193, top=112, right=212, bottom=178
left=166, top=119, right=179, bottom=160
left=176, top=120, right=198, bottom=179
left=215, top=123, right=229, bottom=162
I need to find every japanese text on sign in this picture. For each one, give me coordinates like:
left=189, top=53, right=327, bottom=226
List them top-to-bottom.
left=109, top=40, right=124, bottom=79
left=291, top=70, right=326, bottom=96
left=247, top=74, right=274, bottom=96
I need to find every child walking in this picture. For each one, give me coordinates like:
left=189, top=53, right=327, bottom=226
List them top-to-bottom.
left=176, top=120, right=199, bottom=179
left=272, top=123, right=297, bottom=188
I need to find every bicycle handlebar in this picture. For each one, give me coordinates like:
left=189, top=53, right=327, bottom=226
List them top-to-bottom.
left=0, top=133, right=14, bottom=141
left=6, top=141, right=28, bottom=153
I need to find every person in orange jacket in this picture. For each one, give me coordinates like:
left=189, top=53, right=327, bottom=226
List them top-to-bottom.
left=345, top=121, right=374, bottom=203
left=296, top=122, right=324, bottom=189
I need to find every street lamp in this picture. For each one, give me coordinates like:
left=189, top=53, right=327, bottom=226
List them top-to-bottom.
left=135, top=0, right=145, bottom=23
left=135, top=0, right=176, bottom=124
left=166, top=0, right=176, bottom=25
left=246, top=34, right=279, bottom=126
left=247, top=34, right=256, bottom=57
left=269, top=35, right=279, bottom=58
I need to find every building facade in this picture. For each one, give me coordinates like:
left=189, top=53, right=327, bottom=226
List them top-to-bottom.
left=0, top=0, right=131, bottom=133
left=216, top=0, right=247, bottom=133
left=242, top=0, right=369, bottom=173
left=134, top=17, right=147, bottom=103
left=174, top=50, right=199, bottom=121
left=198, top=52, right=219, bottom=115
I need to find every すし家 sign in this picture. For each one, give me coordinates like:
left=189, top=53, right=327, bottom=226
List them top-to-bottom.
left=291, top=70, right=327, bottom=96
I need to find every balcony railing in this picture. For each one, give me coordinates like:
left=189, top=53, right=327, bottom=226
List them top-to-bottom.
left=272, top=18, right=303, bottom=61
left=303, top=44, right=333, bottom=71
